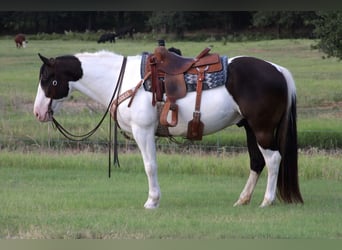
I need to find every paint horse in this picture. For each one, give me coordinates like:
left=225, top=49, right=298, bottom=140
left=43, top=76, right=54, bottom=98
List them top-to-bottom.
left=33, top=45, right=303, bottom=209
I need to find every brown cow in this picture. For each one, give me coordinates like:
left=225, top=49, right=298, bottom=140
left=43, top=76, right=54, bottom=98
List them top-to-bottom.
left=14, top=34, right=27, bottom=48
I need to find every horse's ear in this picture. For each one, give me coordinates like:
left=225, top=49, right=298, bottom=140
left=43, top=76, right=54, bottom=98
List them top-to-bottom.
left=38, top=53, right=55, bottom=67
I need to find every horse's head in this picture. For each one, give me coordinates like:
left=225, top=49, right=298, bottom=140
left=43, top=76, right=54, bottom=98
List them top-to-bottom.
left=33, top=53, right=83, bottom=122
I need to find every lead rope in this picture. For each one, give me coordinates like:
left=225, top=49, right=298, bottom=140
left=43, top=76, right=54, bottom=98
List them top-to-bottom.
left=51, top=56, right=127, bottom=177
left=109, top=57, right=127, bottom=177
left=108, top=112, right=119, bottom=178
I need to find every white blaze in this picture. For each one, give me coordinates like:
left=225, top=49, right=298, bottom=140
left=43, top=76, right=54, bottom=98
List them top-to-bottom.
left=33, top=84, right=51, bottom=122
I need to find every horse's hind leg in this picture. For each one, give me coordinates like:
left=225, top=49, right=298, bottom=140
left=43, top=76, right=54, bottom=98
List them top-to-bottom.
left=235, top=120, right=282, bottom=207
left=234, top=121, right=265, bottom=206
left=254, top=129, right=281, bottom=207
left=257, top=144, right=281, bottom=207
left=234, top=170, right=259, bottom=206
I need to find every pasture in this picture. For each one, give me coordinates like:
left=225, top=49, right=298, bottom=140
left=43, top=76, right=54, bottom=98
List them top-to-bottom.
left=0, top=37, right=341, bottom=239
left=0, top=150, right=341, bottom=239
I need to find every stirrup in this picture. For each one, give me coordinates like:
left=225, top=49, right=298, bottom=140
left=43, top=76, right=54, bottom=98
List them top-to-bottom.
left=160, top=99, right=178, bottom=127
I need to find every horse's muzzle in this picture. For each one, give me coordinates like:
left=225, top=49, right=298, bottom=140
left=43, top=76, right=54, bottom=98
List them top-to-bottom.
left=34, top=103, right=53, bottom=122
left=34, top=110, right=53, bottom=122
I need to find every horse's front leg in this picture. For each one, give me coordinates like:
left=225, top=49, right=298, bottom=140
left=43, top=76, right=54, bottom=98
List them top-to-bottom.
left=132, top=125, right=161, bottom=209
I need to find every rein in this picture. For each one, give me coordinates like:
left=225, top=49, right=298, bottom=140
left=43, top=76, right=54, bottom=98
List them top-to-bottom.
left=50, top=56, right=127, bottom=177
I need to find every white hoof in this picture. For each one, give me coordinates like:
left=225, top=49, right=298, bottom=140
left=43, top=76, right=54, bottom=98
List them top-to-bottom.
left=233, top=196, right=251, bottom=207
left=144, top=198, right=160, bottom=209
left=259, top=198, right=275, bottom=208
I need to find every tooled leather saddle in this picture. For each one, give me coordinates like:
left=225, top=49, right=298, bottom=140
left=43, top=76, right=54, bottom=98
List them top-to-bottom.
left=144, top=40, right=223, bottom=140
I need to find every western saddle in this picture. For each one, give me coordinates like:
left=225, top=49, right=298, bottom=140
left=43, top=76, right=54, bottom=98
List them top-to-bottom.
left=111, top=40, right=223, bottom=140
left=146, top=40, right=223, bottom=140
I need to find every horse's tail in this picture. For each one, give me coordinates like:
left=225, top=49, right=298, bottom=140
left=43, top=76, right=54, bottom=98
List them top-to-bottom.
left=276, top=67, right=303, bottom=204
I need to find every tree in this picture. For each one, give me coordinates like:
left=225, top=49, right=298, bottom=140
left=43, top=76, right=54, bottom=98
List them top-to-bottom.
left=147, top=11, right=191, bottom=39
left=252, top=11, right=317, bottom=38
left=313, top=11, right=342, bottom=60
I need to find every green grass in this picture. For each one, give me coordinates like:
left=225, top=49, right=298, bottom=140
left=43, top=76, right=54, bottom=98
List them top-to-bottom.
left=0, top=38, right=341, bottom=150
left=0, top=38, right=341, bottom=239
left=0, top=150, right=341, bottom=239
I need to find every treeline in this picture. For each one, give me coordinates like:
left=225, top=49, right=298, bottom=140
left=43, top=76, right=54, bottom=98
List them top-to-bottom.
left=0, top=11, right=318, bottom=39
left=2, top=11, right=342, bottom=59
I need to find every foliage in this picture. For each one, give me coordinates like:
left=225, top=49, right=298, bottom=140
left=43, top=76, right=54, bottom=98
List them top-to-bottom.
left=0, top=11, right=317, bottom=40
left=252, top=11, right=317, bottom=38
left=312, top=11, right=342, bottom=60
left=0, top=12, right=150, bottom=35
left=147, top=12, right=192, bottom=39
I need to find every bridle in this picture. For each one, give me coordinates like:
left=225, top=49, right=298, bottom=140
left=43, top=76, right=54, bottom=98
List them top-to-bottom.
left=48, top=56, right=127, bottom=177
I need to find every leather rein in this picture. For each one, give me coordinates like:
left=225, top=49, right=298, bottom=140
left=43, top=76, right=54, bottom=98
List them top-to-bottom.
left=49, top=56, right=127, bottom=177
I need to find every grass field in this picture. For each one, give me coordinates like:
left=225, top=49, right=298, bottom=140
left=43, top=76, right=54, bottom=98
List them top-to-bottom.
left=0, top=37, right=341, bottom=239
left=0, top=38, right=342, bottom=149
left=0, top=150, right=341, bottom=239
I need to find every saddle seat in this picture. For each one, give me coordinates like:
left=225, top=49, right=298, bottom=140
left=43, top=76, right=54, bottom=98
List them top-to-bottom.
left=153, top=45, right=221, bottom=74
left=153, top=46, right=209, bottom=75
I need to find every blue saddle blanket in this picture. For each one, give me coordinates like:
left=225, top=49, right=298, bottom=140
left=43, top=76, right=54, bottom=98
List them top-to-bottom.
left=140, top=52, right=228, bottom=92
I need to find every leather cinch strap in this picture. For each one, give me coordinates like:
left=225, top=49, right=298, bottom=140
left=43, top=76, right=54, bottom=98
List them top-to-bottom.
left=110, top=71, right=151, bottom=125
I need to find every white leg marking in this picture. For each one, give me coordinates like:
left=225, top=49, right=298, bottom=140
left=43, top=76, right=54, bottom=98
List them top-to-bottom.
left=33, top=84, right=52, bottom=122
left=131, top=125, right=161, bottom=209
left=258, top=145, right=281, bottom=207
left=234, top=170, right=259, bottom=206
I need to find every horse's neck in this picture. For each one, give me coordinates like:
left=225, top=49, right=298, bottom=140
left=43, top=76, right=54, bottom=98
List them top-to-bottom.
left=70, top=53, right=141, bottom=107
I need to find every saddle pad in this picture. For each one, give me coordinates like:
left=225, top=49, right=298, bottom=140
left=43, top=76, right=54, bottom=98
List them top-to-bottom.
left=140, top=52, right=228, bottom=93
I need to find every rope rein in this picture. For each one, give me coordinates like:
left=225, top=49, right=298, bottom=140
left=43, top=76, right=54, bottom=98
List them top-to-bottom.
left=50, top=56, right=127, bottom=177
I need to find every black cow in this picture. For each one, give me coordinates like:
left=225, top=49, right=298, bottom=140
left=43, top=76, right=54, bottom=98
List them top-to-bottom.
left=116, top=27, right=136, bottom=39
left=97, top=33, right=116, bottom=43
